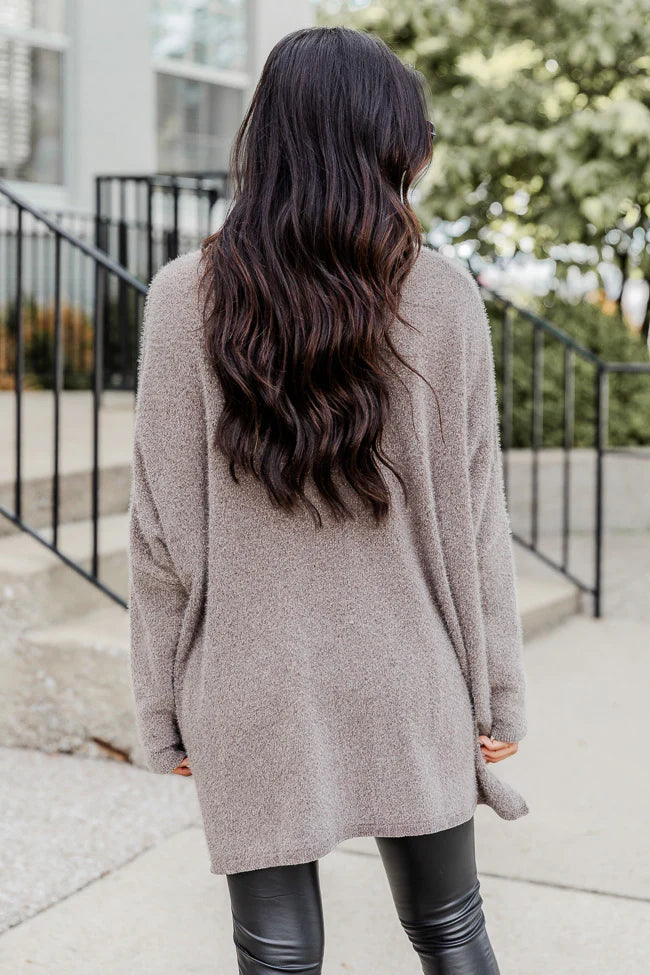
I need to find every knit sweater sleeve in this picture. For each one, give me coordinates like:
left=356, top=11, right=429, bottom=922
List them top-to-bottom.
left=128, top=262, right=205, bottom=774
left=465, top=281, right=528, bottom=744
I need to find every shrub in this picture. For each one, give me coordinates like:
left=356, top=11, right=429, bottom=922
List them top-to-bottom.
left=0, top=298, right=94, bottom=390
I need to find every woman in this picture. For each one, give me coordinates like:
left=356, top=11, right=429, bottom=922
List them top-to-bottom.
left=128, top=25, right=528, bottom=975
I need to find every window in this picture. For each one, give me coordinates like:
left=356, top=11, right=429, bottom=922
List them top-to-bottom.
left=0, top=0, right=67, bottom=185
left=0, top=0, right=66, bottom=33
left=151, top=0, right=247, bottom=72
left=152, top=0, right=249, bottom=174
left=157, top=72, right=243, bottom=172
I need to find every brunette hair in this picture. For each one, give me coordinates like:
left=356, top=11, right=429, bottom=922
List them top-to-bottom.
left=200, top=25, right=437, bottom=526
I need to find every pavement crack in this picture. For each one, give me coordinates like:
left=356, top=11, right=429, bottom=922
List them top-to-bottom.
left=0, top=825, right=202, bottom=936
left=337, top=847, right=649, bottom=903
left=479, top=870, right=650, bottom=904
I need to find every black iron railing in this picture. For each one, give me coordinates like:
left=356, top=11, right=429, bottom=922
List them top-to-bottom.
left=95, top=171, right=231, bottom=281
left=93, top=172, right=231, bottom=389
left=0, top=181, right=148, bottom=607
left=1, top=193, right=647, bottom=616
left=0, top=203, right=167, bottom=391
left=473, top=280, right=650, bottom=617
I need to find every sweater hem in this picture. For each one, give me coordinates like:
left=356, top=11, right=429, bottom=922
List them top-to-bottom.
left=208, top=801, right=479, bottom=876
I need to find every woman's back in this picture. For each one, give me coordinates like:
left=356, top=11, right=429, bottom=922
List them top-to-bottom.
left=128, top=242, right=528, bottom=875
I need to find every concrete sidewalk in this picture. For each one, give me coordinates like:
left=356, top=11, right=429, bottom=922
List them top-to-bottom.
left=1, top=614, right=649, bottom=974
left=1, top=826, right=648, bottom=975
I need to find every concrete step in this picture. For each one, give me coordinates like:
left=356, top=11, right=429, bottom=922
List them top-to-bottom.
left=0, top=389, right=135, bottom=536
left=0, top=463, right=132, bottom=537
left=0, top=512, right=129, bottom=617
left=0, top=512, right=582, bottom=636
left=0, top=515, right=583, bottom=764
left=0, top=570, right=581, bottom=767
left=517, top=572, right=582, bottom=641
left=0, top=604, right=143, bottom=763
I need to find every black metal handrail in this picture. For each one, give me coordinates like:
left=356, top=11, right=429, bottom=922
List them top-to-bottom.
left=92, top=171, right=231, bottom=388
left=95, top=171, right=230, bottom=282
left=0, top=180, right=148, bottom=607
left=1, top=189, right=647, bottom=617
left=0, top=205, right=179, bottom=392
left=466, top=273, right=650, bottom=618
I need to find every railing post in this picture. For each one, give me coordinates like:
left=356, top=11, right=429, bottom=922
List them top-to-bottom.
left=94, top=176, right=102, bottom=252
left=95, top=176, right=112, bottom=391
left=168, top=177, right=180, bottom=260
left=146, top=178, right=154, bottom=282
left=118, top=192, right=129, bottom=389
left=14, top=206, right=23, bottom=520
left=52, top=232, right=62, bottom=547
left=92, top=256, right=106, bottom=580
left=501, top=303, right=513, bottom=504
left=531, top=324, right=544, bottom=549
left=562, top=346, right=575, bottom=572
left=594, top=365, right=609, bottom=618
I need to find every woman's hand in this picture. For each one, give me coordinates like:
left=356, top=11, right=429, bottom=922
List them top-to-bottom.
left=478, top=735, right=518, bottom=764
left=172, top=756, right=192, bottom=776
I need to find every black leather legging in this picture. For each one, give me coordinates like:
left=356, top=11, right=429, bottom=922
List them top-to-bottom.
left=226, top=817, right=500, bottom=974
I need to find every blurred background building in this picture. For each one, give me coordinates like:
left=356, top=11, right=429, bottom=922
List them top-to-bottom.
left=0, top=0, right=314, bottom=211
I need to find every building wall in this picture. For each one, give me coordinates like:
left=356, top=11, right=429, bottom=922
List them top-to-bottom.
left=1, top=0, right=315, bottom=215
left=70, top=0, right=157, bottom=211
left=248, top=0, right=313, bottom=96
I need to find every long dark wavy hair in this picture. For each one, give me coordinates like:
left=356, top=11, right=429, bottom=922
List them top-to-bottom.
left=200, top=25, right=437, bottom=526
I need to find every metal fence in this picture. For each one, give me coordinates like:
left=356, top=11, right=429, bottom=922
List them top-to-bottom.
left=95, top=171, right=231, bottom=281
left=92, top=172, right=231, bottom=388
left=1, top=175, right=232, bottom=389
left=0, top=180, right=148, bottom=606
left=1, top=184, right=648, bottom=615
left=475, top=282, right=650, bottom=617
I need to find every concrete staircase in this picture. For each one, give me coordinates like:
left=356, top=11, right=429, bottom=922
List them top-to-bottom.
left=0, top=442, right=583, bottom=768
left=0, top=509, right=141, bottom=765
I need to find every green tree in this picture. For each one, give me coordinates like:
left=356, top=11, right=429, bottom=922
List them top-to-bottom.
left=319, top=0, right=650, bottom=338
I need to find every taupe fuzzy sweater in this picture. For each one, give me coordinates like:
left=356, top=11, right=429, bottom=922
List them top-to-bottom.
left=128, top=245, right=529, bottom=876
